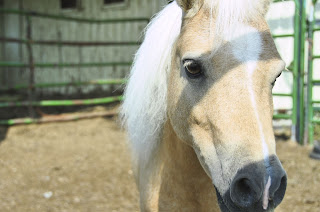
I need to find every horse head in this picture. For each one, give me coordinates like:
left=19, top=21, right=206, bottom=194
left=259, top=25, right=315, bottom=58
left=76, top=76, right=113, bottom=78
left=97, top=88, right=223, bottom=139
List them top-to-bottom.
left=167, top=0, right=287, bottom=211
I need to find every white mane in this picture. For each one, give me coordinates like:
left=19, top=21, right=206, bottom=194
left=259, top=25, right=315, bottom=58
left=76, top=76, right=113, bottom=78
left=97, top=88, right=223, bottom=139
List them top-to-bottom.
left=120, top=0, right=271, bottom=162
left=209, top=0, right=271, bottom=30
left=120, top=1, right=182, bottom=161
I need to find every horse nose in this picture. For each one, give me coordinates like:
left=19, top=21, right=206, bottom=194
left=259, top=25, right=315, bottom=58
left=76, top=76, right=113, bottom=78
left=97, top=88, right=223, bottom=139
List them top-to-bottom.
left=230, top=160, right=287, bottom=210
left=268, top=166, right=287, bottom=208
left=230, top=173, right=263, bottom=208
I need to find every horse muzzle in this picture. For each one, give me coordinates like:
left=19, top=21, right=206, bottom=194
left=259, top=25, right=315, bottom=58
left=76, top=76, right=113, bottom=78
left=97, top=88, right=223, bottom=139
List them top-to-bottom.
left=215, top=155, right=287, bottom=212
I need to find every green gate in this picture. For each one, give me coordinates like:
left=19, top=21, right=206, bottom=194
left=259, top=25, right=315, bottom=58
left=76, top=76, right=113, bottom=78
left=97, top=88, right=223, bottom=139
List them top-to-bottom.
left=271, top=0, right=306, bottom=143
left=306, top=0, right=320, bottom=145
left=0, top=1, right=317, bottom=145
left=0, top=8, right=149, bottom=125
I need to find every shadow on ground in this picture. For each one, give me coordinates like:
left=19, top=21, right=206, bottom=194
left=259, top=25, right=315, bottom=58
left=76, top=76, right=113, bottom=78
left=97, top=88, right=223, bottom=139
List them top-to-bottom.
left=0, top=126, right=8, bottom=143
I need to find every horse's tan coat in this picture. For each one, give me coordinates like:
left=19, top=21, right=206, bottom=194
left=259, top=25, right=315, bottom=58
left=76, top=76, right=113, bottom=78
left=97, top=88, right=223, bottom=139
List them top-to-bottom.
left=133, top=1, right=285, bottom=211
left=138, top=122, right=219, bottom=211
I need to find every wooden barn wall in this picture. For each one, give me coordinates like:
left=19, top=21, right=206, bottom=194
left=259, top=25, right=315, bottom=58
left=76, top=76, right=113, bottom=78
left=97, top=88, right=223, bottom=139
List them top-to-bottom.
left=0, top=0, right=167, bottom=95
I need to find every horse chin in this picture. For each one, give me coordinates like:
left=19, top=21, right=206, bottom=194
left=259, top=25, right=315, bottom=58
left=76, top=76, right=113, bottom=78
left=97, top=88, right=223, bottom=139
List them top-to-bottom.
left=214, top=186, right=276, bottom=212
left=214, top=187, right=233, bottom=212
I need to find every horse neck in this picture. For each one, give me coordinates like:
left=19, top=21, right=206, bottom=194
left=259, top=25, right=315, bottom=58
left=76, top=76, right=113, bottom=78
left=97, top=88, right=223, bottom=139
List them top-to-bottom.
left=149, top=121, right=219, bottom=211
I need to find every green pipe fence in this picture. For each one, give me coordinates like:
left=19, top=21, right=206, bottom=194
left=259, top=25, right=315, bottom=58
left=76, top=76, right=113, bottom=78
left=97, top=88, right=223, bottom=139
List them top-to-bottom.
left=270, top=0, right=305, bottom=143
left=273, top=0, right=292, bottom=2
left=298, top=0, right=307, bottom=144
left=306, top=0, right=320, bottom=145
left=307, top=0, right=315, bottom=144
left=0, top=1, right=314, bottom=140
left=0, top=7, right=146, bottom=125
left=0, top=8, right=149, bottom=23
left=26, top=14, right=35, bottom=117
left=272, top=33, right=295, bottom=38
left=0, top=37, right=142, bottom=46
left=0, top=61, right=132, bottom=68
left=0, top=79, right=127, bottom=91
left=272, top=93, right=293, bottom=97
left=0, top=96, right=123, bottom=108
left=0, top=110, right=117, bottom=125
left=273, top=114, right=293, bottom=120
left=0, top=118, right=38, bottom=125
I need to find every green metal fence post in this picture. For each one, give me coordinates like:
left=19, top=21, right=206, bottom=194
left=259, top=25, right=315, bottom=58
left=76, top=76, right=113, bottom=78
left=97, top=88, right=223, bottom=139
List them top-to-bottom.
left=270, top=0, right=302, bottom=142
left=291, top=0, right=300, bottom=142
left=293, top=0, right=307, bottom=144
left=300, top=0, right=307, bottom=144
left=306, top=0, right=320, bottom=145
left=306, top=0, right=314, bottom=144
left=0, top=7, right=146, bottom=125
left=26, top=14, right=35, bottom=117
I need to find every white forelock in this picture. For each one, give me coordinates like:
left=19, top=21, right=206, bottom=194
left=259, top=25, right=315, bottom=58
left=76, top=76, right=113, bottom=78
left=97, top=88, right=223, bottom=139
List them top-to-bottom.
left=208, top=0, right=271, bottom=35
left=120, top=1, right=182, bottom=161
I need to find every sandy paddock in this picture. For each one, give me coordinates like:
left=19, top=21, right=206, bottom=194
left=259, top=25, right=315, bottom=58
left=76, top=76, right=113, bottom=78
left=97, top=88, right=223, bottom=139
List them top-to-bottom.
left=0, top=110, right=319, bottom=212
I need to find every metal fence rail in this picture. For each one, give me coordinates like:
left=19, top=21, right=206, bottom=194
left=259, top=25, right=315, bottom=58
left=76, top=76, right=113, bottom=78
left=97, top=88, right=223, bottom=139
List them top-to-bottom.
left=271, top=0, right=306, bottom=144
left=306, top=0, right=320, bottom=145
left=0, top=1, right=314, bottom=146
left=0, top=7, right=149, bottom=124
left=0, top=8, right=149, bottom=23
left=0, top=37, right=142, bottom=46
left=0, top=61, right=132, bottom=68
left=0, top=79, right=127, bottom=92
left=0, top=96, right=123, bottom=107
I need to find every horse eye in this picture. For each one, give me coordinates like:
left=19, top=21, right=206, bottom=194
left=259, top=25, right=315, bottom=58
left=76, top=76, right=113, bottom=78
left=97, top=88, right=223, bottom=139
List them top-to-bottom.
left=183, top=59, right=203, bottom=78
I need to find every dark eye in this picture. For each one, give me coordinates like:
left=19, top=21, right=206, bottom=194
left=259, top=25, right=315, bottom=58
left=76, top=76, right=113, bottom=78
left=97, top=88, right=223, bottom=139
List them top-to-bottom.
left=183, top=59, right=203, bottom=79
left=272, top=71, right=282, bottom=87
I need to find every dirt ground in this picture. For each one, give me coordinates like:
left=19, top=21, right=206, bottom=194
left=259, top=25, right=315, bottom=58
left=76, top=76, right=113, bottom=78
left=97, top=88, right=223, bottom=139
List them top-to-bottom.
left=0, top=108, right=319, bottom=212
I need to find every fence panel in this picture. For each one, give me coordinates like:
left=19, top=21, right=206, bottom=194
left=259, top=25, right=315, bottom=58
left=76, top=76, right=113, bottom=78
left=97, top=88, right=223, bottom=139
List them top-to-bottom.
left=268, top=0, right=306, bottom=143
left=0, top=6, right=149, bottom=124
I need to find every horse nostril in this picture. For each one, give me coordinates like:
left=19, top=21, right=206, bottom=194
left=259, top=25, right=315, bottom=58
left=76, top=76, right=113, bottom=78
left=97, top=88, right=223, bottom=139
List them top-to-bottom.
left=228, top=157, right=287, bottom=210
left=272, top=173, right=287, bottom=207
left=230, top=177, right=261, bottom=208
left=236, top=178, right=253, bottom=196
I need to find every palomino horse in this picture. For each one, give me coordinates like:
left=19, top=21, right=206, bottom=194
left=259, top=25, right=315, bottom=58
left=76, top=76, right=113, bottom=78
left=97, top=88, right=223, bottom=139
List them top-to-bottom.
left=121, top=0, right=287, bottom=211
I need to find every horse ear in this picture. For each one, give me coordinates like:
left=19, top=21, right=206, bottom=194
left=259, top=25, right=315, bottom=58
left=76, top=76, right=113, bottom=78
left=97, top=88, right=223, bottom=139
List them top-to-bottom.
left=175, top=0, right=198, bottom=11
